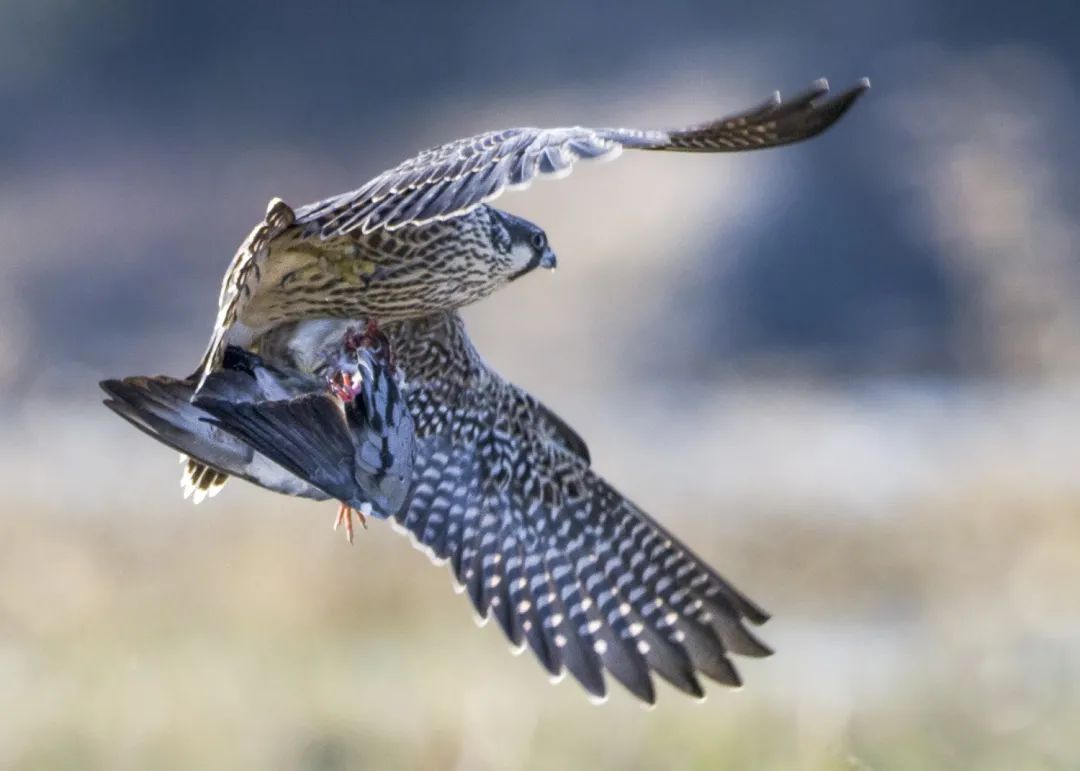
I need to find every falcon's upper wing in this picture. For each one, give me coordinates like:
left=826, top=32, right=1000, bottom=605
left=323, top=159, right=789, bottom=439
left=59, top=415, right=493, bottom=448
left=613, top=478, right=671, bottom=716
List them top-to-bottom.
left=297, top=77, right=869, bottom=237
left=386, top=312, right=770, bottom=704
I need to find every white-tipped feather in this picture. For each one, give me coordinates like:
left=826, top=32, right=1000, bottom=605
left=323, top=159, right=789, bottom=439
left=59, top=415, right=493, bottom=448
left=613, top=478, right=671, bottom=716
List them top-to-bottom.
left=508, top=641, right=527, bottom=657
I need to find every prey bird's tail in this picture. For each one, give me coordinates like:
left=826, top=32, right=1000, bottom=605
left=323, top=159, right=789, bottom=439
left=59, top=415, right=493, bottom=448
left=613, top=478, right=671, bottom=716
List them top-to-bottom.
left=101, top=348, right=337, bottom=504
left=100, top=376, right=234, bottom=502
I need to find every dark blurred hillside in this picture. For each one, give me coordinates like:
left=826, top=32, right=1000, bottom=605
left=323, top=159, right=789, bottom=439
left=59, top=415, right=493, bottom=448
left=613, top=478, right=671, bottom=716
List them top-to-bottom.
left=3, top=0, right=1079, bottom=393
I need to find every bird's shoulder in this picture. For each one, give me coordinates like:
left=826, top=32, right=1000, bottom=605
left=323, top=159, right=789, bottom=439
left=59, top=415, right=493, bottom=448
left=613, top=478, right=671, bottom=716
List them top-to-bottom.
left=388, top=311, right=590, bottom=467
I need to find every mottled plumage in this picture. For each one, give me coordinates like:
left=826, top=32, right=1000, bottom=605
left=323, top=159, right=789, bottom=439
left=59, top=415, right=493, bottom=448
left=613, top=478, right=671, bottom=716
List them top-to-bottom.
left=198, top=78, right=869, bottom=382
left=252, top=313, right=771, bottom=704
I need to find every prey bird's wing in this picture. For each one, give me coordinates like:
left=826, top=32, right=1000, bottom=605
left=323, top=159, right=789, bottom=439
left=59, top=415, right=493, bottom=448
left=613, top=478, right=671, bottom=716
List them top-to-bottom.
left=297, top=78, right=869, bottom=237
left=386, top=311, right=770, bottom=705
left=197, top=351, right=415, bottom=517
left=100, top=373, right=330, bottom=502
left=196, top=394, right=360, bottom=501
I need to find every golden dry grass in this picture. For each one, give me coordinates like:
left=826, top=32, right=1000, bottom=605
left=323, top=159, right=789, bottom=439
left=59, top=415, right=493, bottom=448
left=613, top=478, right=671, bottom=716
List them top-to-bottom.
left=3, top=467, right=1078, bottom=770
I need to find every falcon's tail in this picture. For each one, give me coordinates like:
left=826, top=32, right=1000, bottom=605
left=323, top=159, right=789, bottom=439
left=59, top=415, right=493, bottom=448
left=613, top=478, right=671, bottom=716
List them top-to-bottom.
left=100, top=376, right=235, bottom=502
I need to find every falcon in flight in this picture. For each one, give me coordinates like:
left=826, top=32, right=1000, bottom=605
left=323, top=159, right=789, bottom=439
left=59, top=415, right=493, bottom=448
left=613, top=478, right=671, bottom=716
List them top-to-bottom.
left=103, top=77, right=869, bottom=704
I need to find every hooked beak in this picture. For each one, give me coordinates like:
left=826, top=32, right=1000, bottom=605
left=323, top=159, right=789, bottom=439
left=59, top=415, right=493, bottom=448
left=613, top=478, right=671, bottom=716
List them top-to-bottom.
left=510, top=246, right=558, bottom=281
left=540, top=246, right=557, bottom=271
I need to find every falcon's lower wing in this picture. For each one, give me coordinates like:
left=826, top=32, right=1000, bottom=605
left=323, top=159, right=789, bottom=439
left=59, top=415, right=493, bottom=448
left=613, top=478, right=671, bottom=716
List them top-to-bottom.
left=387, top=312, right=770, bottom=704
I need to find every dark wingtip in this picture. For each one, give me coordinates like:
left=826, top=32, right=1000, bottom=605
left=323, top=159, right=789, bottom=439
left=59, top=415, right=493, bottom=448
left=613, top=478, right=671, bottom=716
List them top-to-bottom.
left=812, top=76, right=871, bottom=125
left=835, top=76, right=871, bottom=109
left=841, top=76, right=872, bottom=102
left=99, top=376, right=150, bottom=406
left=99, top=378, right=124, bottom=397
left=743, top=602, right=771, bottom=627
left=740, top=628, right=775, bottom=658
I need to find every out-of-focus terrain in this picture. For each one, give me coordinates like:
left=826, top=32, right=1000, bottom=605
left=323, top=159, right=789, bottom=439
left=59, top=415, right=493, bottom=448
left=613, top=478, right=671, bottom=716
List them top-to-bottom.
left=2, top=2, right=1079, bottom=768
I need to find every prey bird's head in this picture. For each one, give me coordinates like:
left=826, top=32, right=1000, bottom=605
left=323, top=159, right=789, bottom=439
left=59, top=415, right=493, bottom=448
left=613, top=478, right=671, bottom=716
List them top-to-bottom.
left=488, top=208, right=557, bottom=281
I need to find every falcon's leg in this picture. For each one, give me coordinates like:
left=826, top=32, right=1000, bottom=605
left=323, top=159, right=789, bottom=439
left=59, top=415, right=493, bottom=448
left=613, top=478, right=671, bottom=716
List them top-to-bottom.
left=334, top=502, right=371, bottom=544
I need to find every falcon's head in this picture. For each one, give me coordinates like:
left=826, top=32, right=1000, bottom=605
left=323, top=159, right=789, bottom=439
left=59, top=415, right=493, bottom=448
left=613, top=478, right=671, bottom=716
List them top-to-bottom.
left=488, top=208, right=557, bottom=281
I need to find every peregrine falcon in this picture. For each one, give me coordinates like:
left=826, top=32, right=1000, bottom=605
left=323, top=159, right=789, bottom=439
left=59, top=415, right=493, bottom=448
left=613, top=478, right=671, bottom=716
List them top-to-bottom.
left=102, top=76, right=870, bottom=703
left=199, top=78, right=870, bottom=383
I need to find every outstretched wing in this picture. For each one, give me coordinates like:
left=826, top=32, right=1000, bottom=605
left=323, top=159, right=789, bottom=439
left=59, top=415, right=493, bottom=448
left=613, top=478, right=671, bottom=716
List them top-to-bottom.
left=297, top=77, right=869, bottom=237
left=386, top=312, right=770, bottom=705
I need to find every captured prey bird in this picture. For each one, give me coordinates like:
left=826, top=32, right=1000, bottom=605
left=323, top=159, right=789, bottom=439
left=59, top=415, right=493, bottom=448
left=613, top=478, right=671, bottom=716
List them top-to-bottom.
left=198, top=77, right=871, bottom=384
left=101, top=330, right=415, bottom=542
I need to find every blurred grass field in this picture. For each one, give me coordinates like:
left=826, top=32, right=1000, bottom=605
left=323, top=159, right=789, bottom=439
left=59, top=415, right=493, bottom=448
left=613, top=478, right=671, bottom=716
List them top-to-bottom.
left=3, top=385, right=1078, bottom=770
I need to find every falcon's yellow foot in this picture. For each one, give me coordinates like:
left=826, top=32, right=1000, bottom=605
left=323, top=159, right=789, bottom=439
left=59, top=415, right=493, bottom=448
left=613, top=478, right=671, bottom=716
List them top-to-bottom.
left=334, top=502, right=370, bottom=544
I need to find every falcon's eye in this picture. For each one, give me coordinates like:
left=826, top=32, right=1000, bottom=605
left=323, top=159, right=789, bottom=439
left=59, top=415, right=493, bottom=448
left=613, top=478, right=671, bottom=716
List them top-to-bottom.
left=531, top=232, right=546, bottom=250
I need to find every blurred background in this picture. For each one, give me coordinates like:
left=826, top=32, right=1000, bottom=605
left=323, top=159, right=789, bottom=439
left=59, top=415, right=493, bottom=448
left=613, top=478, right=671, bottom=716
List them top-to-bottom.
left=2, top=1, right=1078, bottom=769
